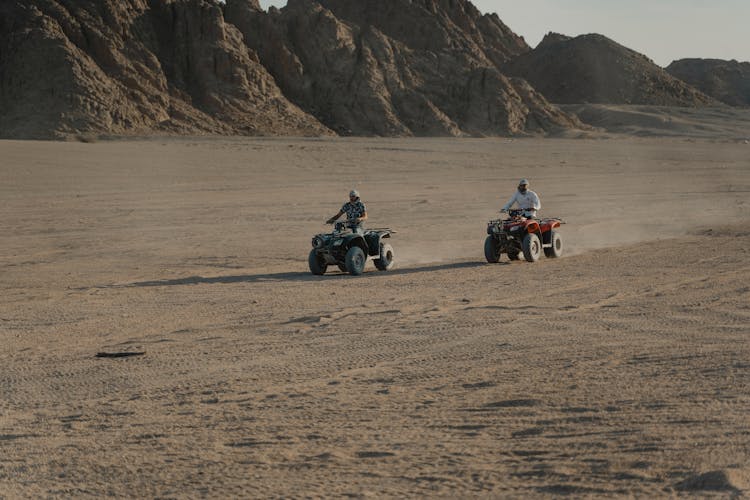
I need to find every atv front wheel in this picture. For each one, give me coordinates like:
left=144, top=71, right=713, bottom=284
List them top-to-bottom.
left=544, top=230, right=563, bottom=258
left=522, top=233, right=541, bottom=262
left=484, top=236, right=501, bottom=263
left=374, top=243, right=395, bottom=271
left=345, top=246, right=366, bottom=275
left=308, top=249, right=327, bottom=275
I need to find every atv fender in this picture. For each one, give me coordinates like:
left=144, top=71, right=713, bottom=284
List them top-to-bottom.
left=541, top=220, right=561, bottom=243
left=525, top=221, right=541, bottom=234
left=364, top=231, right=391, bottom=257
left=364, top=232, right=380, bottom=256
left=342, top=233, right=369, bottom=255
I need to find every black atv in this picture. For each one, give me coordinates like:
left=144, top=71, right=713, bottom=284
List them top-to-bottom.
left=309, top=221, right=395, bottom=276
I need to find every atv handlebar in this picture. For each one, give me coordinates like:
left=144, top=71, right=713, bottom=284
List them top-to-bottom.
left=499, top=209, right=528, bottom=219
left=327, top=219, right=360, bottom=225
left=325, top=220, right=395, bottom=233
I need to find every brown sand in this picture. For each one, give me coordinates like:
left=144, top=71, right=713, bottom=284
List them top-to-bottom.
left=1, top=136, right=749, bottom=497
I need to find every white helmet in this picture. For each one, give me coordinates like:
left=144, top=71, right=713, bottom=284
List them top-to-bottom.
left=349, top=189, right=360, bottom=198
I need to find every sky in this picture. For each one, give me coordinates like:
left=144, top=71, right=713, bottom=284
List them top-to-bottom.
left=257, top=0, right=748, bottom=67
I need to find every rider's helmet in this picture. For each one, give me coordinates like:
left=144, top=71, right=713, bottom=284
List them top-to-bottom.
left=349, top=189, right=360, bottom=199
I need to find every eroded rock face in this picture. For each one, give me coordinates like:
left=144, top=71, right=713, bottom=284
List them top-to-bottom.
left=0, top=0, right=330, bottom=139
left=225, top=0, right=584, bottom=136
left=317, top=0, right=529, bottom=68
left=503, top=33, right=720, bottom=107
left=667, top=59, right=750, bottom=107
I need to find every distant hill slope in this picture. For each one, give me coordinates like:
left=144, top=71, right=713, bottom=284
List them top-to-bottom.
left=0, top=0, right=331, bottom=139
left=225, top=0, right=585, bottom=137
left=503, top=33, right=720, bottom=107
left=667, top=59, right=750, bottom=107
left=561, top=104, right=750, bottom=140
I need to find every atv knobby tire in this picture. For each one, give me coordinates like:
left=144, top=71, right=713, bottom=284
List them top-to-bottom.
left=544, top=230, right=563, bottom=258
left=522, top=233, right=542, bottom=262
left=484, top=236, right=501, bottom=263
left=374, top=243, right=395, bottom=271
left=345, top=246, right=366, bottom=275
left=308, top=249, right=327, bottom=275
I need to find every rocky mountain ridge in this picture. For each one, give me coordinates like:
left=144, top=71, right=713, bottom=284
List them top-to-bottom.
left=0, top=0, right=736, bottom=140
left=0, top=0, right=585, bottom=139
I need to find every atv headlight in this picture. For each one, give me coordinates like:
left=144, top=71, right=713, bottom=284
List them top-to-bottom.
left=312, top=236, right=324, bottom=249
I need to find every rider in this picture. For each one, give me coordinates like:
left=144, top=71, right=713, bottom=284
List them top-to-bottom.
left=501, top=178, right=540, bottom=218
left=327, top=189, right=368, bottom=232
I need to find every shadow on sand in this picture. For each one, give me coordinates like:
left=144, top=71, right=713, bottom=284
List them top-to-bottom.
left=106, top=261, right=492, bottom=289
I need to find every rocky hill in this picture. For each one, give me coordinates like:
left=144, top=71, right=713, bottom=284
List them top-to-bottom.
left=0, top=0, right=585, bottom=139
left=0, top=0, right=331, bottom=139
left=225, top=0, right=583, bottom=136
left=502, top=33, right=720, bottom=107
left=666, top=59, right=750, bottom=107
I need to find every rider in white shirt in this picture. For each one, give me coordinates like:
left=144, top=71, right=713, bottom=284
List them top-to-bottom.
left=501, top=178, right=540, bottom=218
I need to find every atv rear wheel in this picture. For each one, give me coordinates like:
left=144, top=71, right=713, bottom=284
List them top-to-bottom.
left=544, top=230, right=563, bottom=258
left=522, top=233, right=541, bottom=262
left=484, top=236, right=501, bottom=263
left=374, top=243, right=395, bottom=271
left=345, top=246, right=366, bottom=275
left=308, top=249, right=327, bottom=275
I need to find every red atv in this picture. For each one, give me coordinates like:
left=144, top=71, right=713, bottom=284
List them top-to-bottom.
left=485, top=209, right=563, bottom=263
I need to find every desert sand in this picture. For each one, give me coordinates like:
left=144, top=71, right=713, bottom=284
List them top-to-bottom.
left=1, top=136, right=749, bottom=497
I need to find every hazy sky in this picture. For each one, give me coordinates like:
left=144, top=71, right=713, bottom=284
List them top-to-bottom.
left=257, top=0, right=748, bottom=67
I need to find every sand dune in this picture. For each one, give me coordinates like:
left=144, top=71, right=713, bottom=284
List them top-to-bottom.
left=1, top=137, right=749, bottom=497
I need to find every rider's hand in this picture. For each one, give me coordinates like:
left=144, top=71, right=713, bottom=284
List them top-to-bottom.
left=500, top=208, right=508, bottom=213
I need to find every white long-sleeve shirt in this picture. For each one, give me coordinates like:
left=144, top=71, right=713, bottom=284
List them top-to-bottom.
left=502, top=189, right=541, bottom=216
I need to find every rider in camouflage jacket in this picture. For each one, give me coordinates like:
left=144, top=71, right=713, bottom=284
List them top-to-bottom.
left=327, top=189, right=368, bottom=232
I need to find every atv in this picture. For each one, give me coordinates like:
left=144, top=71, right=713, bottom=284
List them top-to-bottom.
left=485, top=209, right=563, bottom=263
left=309, top=221, right=395, bottom=276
